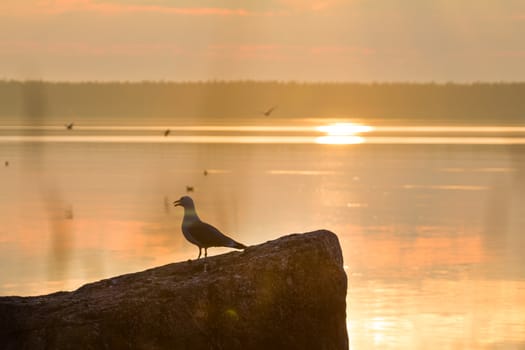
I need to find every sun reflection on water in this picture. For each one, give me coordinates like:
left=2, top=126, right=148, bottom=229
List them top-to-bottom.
left=315, top=122, right=372, bottom=144
left=316, top=123, right=374, bottom=135
left=315, top=135, right=365, bottom=144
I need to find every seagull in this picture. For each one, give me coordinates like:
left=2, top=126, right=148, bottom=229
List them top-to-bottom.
left=263, top=105, right=277, bottom=117
left=65, top=123, right=74, bottom=130
left=164, top=129, right=170, bottom=136
left=203, top=169, right=208, bottom=176
left=186, top=185, right=194, bottom=193
left=173, top=196, right=246, bottom=259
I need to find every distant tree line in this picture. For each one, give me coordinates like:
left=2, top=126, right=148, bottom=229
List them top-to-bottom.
left=0, top=80, right=524, bottom=125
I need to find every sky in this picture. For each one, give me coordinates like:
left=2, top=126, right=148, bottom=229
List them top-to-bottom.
left=1, top=0, right=525, bottom=82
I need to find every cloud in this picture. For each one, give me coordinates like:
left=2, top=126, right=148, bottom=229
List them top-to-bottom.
left=14, top=0, right=277, bottom=16
left=276, top=0, right=346, bottom=12
left=510, top=14, right=525, bottom=21
left=0, top=40, right=184, bottom=57
left=206, top=43, right=375, bottom=62
left=207, top=44, right=293, bottom=61
left=309, top=45, right=375, bottom=56
left=494, top=50, right=525, bottom=58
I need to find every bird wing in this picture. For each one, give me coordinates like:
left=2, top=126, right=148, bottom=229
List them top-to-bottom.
left=264, top=105, right=277, bottom=115
left=188, top=221, right=236, bottom=248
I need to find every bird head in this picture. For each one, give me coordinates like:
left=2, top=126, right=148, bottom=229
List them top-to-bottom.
left=173, top=196, right=194, bottom=208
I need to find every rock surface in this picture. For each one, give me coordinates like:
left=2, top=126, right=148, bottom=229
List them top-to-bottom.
left=0, top=230, right=348, bottom=349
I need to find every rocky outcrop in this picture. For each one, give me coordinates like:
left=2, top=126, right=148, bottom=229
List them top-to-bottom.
left=0, top=230, right=348, bottom=349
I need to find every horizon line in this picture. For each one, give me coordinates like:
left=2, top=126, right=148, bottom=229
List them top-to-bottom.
left=1, top=79, right=525, bottom=85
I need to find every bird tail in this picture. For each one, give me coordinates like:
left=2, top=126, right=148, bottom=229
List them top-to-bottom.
left=230, top=240, right=247, bottom=250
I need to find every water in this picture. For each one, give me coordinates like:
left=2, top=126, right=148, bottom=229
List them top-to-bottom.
left=1, top=122, right=525, bottom=349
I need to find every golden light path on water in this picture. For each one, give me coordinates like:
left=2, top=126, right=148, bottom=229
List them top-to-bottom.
left=2, top=123, right=525, bottom=144
left=316, top=123, right=374, bottom=135
left=2, top=124, right=525, bottom=133
left=1, top=136, right=525, bottom=144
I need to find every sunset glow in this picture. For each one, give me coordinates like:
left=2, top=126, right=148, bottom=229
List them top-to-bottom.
left=1, top=1, right=525, bottom=349
left=1, top=1, right=524, bottom=81
left=315, top=123, right=371, bottom=144
left=316, top=123, right=374, bottom=135
left=315, top=135, right=365, bottom=145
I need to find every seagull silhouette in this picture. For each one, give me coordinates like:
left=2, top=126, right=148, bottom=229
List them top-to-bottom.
left=263, top=105, right=277, bottom=116
left=65, top=123, right=74, bottom=130
left=164, top=129, right=170, bottom=136
left=173, top=196, right=246, bottom=259
left=64, top=205, right=74, bottom=220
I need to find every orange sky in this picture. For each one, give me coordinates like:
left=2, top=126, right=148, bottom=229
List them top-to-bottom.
left=1, top=0, right=524, bottom=81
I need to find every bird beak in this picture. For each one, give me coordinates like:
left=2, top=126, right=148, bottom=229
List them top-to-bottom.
left=173, top=200, right=181, bottom=207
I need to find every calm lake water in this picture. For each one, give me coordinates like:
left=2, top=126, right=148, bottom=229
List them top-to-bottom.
left=1, top=121, right=525, bottom=349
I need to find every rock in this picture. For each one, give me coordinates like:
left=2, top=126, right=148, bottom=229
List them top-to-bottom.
left=0, top=230, right=348, bottom=349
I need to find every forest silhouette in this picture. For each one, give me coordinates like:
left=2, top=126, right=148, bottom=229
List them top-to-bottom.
left=1, top=81, right=524, bottom=125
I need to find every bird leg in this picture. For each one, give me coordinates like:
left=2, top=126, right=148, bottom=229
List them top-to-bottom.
left=197, top=247, right=202, bottom=259
left=203, top=248, right=209, bottom=272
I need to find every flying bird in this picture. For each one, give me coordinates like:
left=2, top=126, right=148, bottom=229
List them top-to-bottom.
left=263, top=105, right=277, bottom=116
left=65, top=123, right=74, bottom=130
left=164, top=129, right=170, bottom=136
left=203, top=169, right=208, bottom=176
left=186, top=185, right=194, bottom=193
left=173, top=196, right=246, bottom=259
left=64, top=205, right=74, bottom=220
